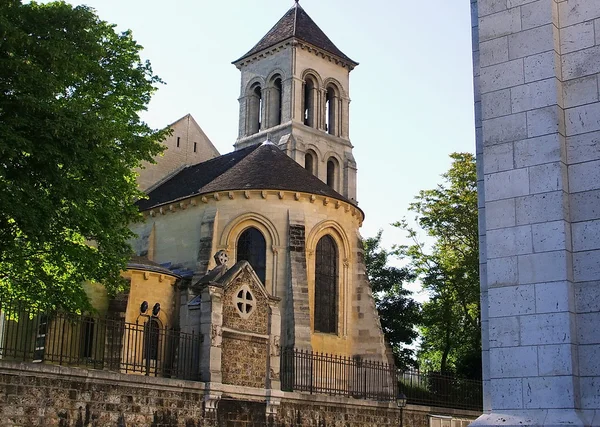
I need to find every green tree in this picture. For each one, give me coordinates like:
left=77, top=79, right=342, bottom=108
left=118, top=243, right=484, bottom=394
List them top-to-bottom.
left=0, top=1, right=167, bottom=311
left=396, top=153, right=480, bottom=378
left=364, top=231, right=420, bottom=369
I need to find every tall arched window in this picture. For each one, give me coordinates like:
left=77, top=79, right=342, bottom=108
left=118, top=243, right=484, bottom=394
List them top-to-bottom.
left=268, top=77, right=282, bottom=128
left=304, top=77, right=316, bottom=127
left=248, top=84, right=262, bottom=135
left=325, top=86, right=337, bottom=135
left=305, top=151, right=314, bottom=174
left=327, top=157, right=338, bottom=189
left=237, top=227, right=266, bottom=283
left=314, top=235, right=338, bottom=333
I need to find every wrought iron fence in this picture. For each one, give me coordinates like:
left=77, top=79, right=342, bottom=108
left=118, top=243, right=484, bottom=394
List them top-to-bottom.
left=0, top=300, right=201, bottom=380
left=281, top=348, right=398, bottom=401
left=399, top=369, right=483, bottom=411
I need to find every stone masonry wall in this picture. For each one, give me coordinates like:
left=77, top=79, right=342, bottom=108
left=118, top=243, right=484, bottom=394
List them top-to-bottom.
left=222, top=273, right=269, bottom=335
left=221, top=333, right=268, bottom=388
left=0, top=361, right=479, bottom=427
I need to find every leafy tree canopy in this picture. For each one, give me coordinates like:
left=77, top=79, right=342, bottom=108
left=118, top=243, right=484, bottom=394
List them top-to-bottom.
left=0, top=1, right=167, bottom=311
left=395, top=152, right=481, bottom=378
left=364, top=231, right=420, bottom=370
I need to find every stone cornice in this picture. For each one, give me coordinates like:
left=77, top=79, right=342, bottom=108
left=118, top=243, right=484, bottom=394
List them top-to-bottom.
left=233, top=38, right=357, bottom=71
left=143, top=189, right=364, bottom=225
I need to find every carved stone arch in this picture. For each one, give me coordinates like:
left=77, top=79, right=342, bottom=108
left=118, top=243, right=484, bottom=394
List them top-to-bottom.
left=300, top=68, right=323, bottom=88
left=266, top=69, right=287, bottom=87
left=245, top=77, right=266, bottom=95
left=322, top=77, right=346, bottom=98
left=304, top=143, right=323, bottom=160
left=322, top=151, right=343, bottom=167
left=220, top=212, right=281, bottom=294
left=220, top=212, right=280, bottom=250
left=306, top=220, right=350, bottom=261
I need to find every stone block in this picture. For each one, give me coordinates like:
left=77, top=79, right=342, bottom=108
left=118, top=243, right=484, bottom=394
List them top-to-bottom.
left=479, top=0, right=508, bottom=17
left=507, top=0, right=538, bottom=7
left=521, top=0, right=557, bottom=30
left=558, top=0, right=600, bottom=28
left=479, top=8, right=522, bottom=42
left=560, top=21, right=595, bottom=54
left=508, top=24, right=555, bottom=60
left=481, top=37, right=509, bottom=67
left=562, top=45, right=600, bottom=80
left=524, top=51, right=560, bottom=83
left=481, top=59, right=525, bottom=93
left=563, top=75, right=599, bottom=109
left=511, top=78, right=560, bottom=114
left=482, top=89, right=512, bottom=119
left=566, top=103, right=600, bottom=136
left=527, top=105, right=564, bottom=138
left=483, top=113, right=528, bottom=145
left=567, top=130, right=600, bottom=164
left=514, top=134, right=563, bottom=168
left=483, top=142, right=514, bottom=173
left=569, top=159, right=600, bottom=193
left=529, top=161, right=566, bottom=194
left=485, top=168, right=530, bottom=201
left=571, top=189, right=600, bottom=223
left=516, top=191, right=567, bottom=225
left=486, top=198, right=517, bottom=230
left=572, top=219, right=600, bottom=252
left=532, top=220, right=570, bottom=253
left=487, top=225, right=533, bottom=258
left=574, top=249, right=600, bottom=282
left=518, top=250, right=570, bottom=283
left=487, top=256, right=519, bottom=287
left=535, top=281, right=574, bottom=314
left=575, top=281, right=600, bottom=313
left=489, top=285, right=535, bottom=317
left=519, top=312, right=574, bottom=345
left=577, top=312, right=600, bottom=345
left=489, top=316, right=521, bottom=347
left=537, top=344, right=576, bottom=376
left=579, top=344, right=600, bottom=376
left=489, top=346, right=538, bottom=378
left=523, top=376, right=576, bottom=409
left=580, top=377, right=600, bottom=409
left=490, top=378, right=523, bottom=409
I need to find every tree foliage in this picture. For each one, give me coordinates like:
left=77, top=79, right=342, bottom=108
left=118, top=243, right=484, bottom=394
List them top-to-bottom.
left=0, top=1, right=167, bottom=311
left=396, top=153, right=480, bottom=378
left=364, top=231, right=420, bottom=370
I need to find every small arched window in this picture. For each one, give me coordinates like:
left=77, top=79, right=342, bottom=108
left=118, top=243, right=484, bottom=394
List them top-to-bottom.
left=304, top=77, right=316, bottom=127
left=248, top=84, right=262, bottom=135
left=325, top=86, right=337, bottom=135
left=305, top=152, right=314, bottom=174
left=327, top=157, right=338, bottom=189
left=236, top=227, right=267, bottom=283
left=314, top=235, right=338, bottom=333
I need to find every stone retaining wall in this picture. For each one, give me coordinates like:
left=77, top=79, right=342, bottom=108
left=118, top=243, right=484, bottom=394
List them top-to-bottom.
left=0, top=361, right=480, bottom=427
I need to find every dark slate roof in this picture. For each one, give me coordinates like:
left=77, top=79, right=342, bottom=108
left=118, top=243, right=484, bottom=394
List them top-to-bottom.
left=234, top=3, right=357, bottom=66
left=137, top=142, right=351, bottom=211
left=127, top=256, right=181, bottom=278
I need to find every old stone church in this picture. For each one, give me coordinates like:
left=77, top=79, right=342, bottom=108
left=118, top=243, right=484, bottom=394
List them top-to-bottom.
left=129, top=0, right=389, bottom=365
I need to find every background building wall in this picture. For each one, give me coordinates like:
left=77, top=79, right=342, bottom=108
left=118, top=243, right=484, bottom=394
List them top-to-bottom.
left=472, top=0, right=600, bottom=424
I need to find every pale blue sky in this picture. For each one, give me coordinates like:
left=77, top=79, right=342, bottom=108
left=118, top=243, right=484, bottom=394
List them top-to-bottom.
left=66, top=0, right=475, bottom=259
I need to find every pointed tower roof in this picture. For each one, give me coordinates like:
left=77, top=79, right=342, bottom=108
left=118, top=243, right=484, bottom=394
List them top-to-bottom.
left=234, top=2, right=357, bottom=67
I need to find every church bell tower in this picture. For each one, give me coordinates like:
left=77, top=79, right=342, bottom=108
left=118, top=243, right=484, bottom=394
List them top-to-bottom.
left=232, top=1, right=359, bottom=203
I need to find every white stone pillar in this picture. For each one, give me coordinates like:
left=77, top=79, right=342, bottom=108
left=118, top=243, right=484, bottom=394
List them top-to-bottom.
left=472, top=1, right=600, bottom=426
